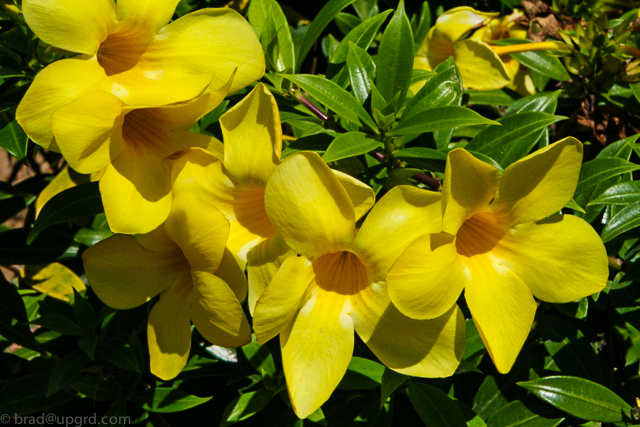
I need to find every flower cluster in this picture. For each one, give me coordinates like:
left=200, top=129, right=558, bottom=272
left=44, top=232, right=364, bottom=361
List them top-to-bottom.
left=17, top=0, right=608, bottom=420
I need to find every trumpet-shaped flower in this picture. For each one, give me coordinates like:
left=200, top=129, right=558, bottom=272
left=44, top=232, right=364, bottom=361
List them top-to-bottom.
left=17, top=0, right=264, bottom=152
left=413, top=6, right=566, bottom=91
left=48, top=76, right=234, bottom=234
left=169, top=84, right=375, bottom=312
left=387, top=138, right=608, bottom=373
left=252, top=152, right=465, bottom=418
left=83, top=177, right=250, bottom=380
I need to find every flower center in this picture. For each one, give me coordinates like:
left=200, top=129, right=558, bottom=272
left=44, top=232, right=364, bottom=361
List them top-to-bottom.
left=97, top=30, right=150, bottom=75
left=121, top=108, right=170, bottom=154
left=455, top=211, right=507, bottom=258
left=313, top=251, right=370, bottom=295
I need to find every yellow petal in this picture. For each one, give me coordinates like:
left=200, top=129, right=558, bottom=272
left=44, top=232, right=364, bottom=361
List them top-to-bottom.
left=23, top=0, right=116, bottom=55
left=115, top=0, right=179, bottom=34
left=433, top=7, right=498, bottom=43
left=119, top=8, right=264, bottom=105
left=424, top=27, right=456, bottom=69
left=454, top=39, right=511, bottom=90
left=16, top=58, right=112, bottom=151
left=222, top=83, right=281, bottom=186
left=51, top=90, right=126, bottom=174
left=492, top=137, right=583, bottom=225
left=99, top=146, right=173, bottom=234
left=442, top=149, right=499, bottom=235
left=265, top=152, right=355, bottom=258
left=35, top=167, right=92, bottom=217
left=332, top=170, right=375, bottom=222
left=353, top=185, right=441, bottom=281
left=165, top=192, right=229, bottom=273
left=496, top=215, right=607, bottom=303
left=247, top=233, right=294, bottom=314
left=387, top=233, right=466, bottom=320
left=83, top=234, right=188, bottom=309
left=216, top=248, right=248, bottom=303
left=464, top=253, right=537, bottom=373
left=253, top=256, right=314, bottom=343
left=23, top=263, right=86, bottom=301
left=190, top=271, right=251, bottom=348
left=148, top=277, right=192, bottom=380
left=351, top=283, right=464, bottom=377
left=281, top=285, right=354, bottom=419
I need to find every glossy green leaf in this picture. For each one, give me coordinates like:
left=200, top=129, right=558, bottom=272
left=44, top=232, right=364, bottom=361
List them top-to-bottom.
left=248, top=0, right=295, bottom=73
left=296, top=0, right=356, bottom=72
left=375, top=0, right=413, bottom=107
left=412, top=1, right=431, bottom=52
left=330, top=10, right=393, bottom=64
left=335, top=12, right=362, bottom=35
left=494, top=39, right=570, bottom=81
left=347, top=42, right=376, bottom=103
left=403, top=58, right=462, bottom=120
left=281, top=74, right=376, bottom=129
left=465, top=89, right=518, bottom=106
left=504, top=91, right=561, bottom=115
left=391, top=106, right=497, bottom=136
left=465, top=112, right=566, bottom=167
left=0, top=119, right=28, bottom=163
left=323, top=132, right=381, bottom=163
left=282, top=133, right=334, bottom=157
left=394, top=147, right=447, bottom=171
left=574, top=158, right=640, bottom=197
left=588, top=181, right=640, bottom=206
left=28, top=182, right=103, bottom=244
left=601, top=200, right=640, bottom=242
left=241, top=340, right=276, bottom=378
left=47, top=349, right=91, bottom=396
left=338, top=357, right=385, bottom=390
left=380, top=368, right=408, bottom=407
left=517, top=376, right=633, bottom=422
left=407, top=382, right=467, bottom=427
left=131, top=388, right=212, bottom=413
left=220, top=390, right=273, bottom=426
left=486, top=400, right=564, bottom=427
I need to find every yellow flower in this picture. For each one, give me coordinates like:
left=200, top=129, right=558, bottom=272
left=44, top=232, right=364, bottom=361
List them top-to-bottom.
left=17, top=0, right=264, bottom=152
left=414, top=7, right=564, bottom=92
left=48, top=76, right=233, bottom=234
left=169, top=84, right=374, bottom=313
left=387, top=138, right=608, bottom=373
left=252, top=152, right=465, bottom=418
left=83, top=182, right=250, bottom=380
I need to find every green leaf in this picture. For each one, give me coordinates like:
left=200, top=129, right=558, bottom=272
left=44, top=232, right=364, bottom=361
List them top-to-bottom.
left=248, top=0, right=295, bottom=73
left=296, top=0, right=356, bottom=72
left=375, top=0, right=414, bottom=107
left=412, top=1, right=431, bottom=52
left=330, top=10, right=392, bottom=64
left=335, top=12, right=362, bottom=35
left=493, top=39, right=570, bottom=81
left=347, top=42, right=376, bottom=103
left=403, top=58, right=462, bottom=120
left=281, top=74, right=376, bottom=129
left=465, top=89, right=518, bottom=106
left=504, top=91, right=561, bottom=115
left=391, top=106, right=497, bottom=136
left=465, top=112, right=566, bottom=167
left=0, top=119, right=28, bottom=163
left=323, top=132, right=381, bottom=162
left=282, top=133, right=334, bottom=157
left=394, top=147, right=447, bottom=171
left=574, top=158, right=640, bottom=197
left=588, top=181, right=640, bottom=206
left=28, top=182, right=103, bottom=244
left=601, top=200, right=640, bottom=242
left=0, top=228, right=80, bottom=265
left=0, top=274, right=29, bottom=323
left=72, top=289, right=96, bottom=332
left=31, top=313, right=84, bottom=336
left=0, top=320, right=41, bottom=352
left=97, top=337, right=140, bottom=372
left=241, top=340, right=276, bottom=378
left=47, top=349, right=91, bottom=396
left=338, top=357, right=385, bottom=390
left=380, top=368, right=408, bottom=407
left=0, top=371, right=75, bottom=416
left=70, top=376, right=118, bottom=402
left=517, top=376, right=633, bottom=422
left=407, top=382, right=467, bottom=427
left=131, top=388, right=212, bottom=413
left=220, top=390, right=273, bottom=426
left=486, top=400, right=564, bottom=427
